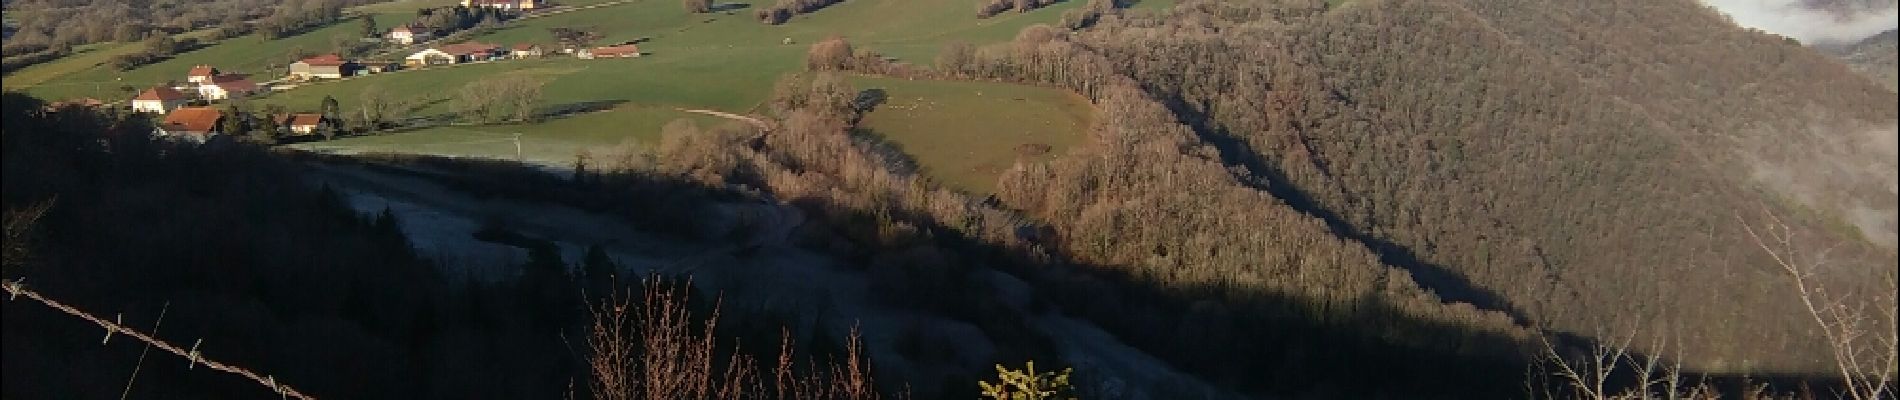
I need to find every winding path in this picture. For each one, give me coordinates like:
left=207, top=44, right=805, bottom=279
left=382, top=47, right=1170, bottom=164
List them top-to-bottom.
left=676, top=108, right=770, bottom=130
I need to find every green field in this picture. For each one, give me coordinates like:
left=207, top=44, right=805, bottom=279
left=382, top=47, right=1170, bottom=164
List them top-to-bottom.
left=12, top=0, right=1111, bottom=193
left=16, top=13, right=416, bottom=101
left=1, top=27, right=226, bottom=95
left=850, top=76, right=1092, bottom=194
left=290, top=105, right=727, bottom=163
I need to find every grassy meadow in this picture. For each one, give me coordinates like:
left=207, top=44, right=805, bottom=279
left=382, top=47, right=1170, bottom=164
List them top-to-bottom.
left=8, top=0, right=1136, bottom=193
left=15, top=13, right=415, bottom=101
left=850, top=76, right=1092, bottom=193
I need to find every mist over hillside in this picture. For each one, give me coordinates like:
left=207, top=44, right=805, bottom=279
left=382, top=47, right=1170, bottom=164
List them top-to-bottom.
left=1702, top=0, right=1897, bottom=44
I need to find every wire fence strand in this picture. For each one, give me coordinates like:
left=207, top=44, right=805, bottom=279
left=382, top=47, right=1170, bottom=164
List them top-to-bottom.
left=3, top=279, right=316, bottom=400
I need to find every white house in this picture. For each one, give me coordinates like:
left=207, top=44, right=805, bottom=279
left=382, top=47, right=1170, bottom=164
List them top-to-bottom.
left=387, top=25, right=434, bottom=45
left=186, top=65, right=220, bottom=84
left=198, top=75, right=260, bottom=100
left=130, top=86, right=190, bottom=113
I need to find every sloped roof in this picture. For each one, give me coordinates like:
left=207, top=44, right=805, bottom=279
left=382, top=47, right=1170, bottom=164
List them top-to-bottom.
left=512, top=43, right=540, bottom=51
left=591, top=44, right=640, bottom=56
left=297, top=54, right=349, bottom=67
left=187, top=65, right=219, bottom=77
left=208, top=75, right=258, bottom=92
left=134, top=86, right=188, bottom=101
left=161, top=107, right=222, bottom=134
left=276, top=113, right=323, bottom=127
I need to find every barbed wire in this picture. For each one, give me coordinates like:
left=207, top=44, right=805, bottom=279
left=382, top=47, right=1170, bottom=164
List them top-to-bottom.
left=2, top=278, right=316, bottom=400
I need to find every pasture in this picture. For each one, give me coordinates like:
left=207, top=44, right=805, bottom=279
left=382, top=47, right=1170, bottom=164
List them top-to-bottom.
left=9, top=0, right=1134, bottom=193
left=17, top=12, right=415, bottom=101
left=850, top=76, right=1092, bottom=194
left=289, top=104, right=727, bottom=164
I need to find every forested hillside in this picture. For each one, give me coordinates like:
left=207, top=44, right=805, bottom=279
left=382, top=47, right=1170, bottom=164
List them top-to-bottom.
left=5, top=0, right=1897, bottom=397
left=990, top=0, right=1897, bottom=374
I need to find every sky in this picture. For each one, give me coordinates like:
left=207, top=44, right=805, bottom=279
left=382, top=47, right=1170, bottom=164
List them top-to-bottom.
left=1702, top=0, right=1899, bottom=44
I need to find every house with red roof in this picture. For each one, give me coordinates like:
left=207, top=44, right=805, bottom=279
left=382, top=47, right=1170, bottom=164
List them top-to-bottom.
left=511, top=43, right=544, bottom=59
left=289, top=54, right=360, bottom=80
left=187, top=65, right=221, bottom=84
left=198, top=75, right=261, bottom=100
left=131, top=86, right=191, bottom=113
left=155, top=107, right=224, bottom=141
left=274, top=113, right=326, bottom=136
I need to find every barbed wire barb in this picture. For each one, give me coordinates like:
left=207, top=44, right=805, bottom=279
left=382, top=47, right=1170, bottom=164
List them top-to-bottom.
left=2, top=278, right=317, bottom=399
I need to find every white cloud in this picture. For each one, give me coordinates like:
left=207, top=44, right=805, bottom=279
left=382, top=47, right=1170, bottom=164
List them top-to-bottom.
left=1702, top=0, right=1899, bottom=44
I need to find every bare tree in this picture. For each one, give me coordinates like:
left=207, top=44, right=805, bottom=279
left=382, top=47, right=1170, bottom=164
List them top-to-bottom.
left=1743, top=211, right=1899, bottom=400
left=586, top=276, right=880, bottom=399
left=1531, top=328, right=1708, bottom=400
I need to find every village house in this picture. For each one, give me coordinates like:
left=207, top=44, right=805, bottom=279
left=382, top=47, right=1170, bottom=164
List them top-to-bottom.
left=461, top=0, right=541, bottom=11
left=386, top=25, right=435, bottom=45
left=405, top=42, right=503, bottom=66
left=510, top=43, right=544, bottom=59
left=579, top=44, right=640, bottom=59
left=288, top=54, right=360, bottom=80
left=186, top=65, right=220, bottom=84
left=198, top=75, right=261, bottom=100
left=130, top=87, right=191, bottom=113
left=155, top=107, right=223, bottom=142
left=274, top=113, right=325, bottom=136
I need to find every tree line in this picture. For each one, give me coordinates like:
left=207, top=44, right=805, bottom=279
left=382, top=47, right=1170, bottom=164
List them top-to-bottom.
left=756, top=0, right=845, bottom=25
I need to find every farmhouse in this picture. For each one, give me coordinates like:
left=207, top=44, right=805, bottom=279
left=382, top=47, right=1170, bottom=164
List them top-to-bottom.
left=461, top=0, right=540, bottom=11
left=386, top=25, right=434, bottom=45
left=406, top=42, right=503, bottom=66
left=511, top=43, right=544, bottom=59
left=579, top=44, right=640, bottom=59
left=288, top=54, right=360, bottom=80
left=186, top=65, right=220, bottom=84
left=198, top=75, right=261, bottom=100
left=130, top=87, right=190, bottom=113
left=155, top=107, right=223, bottom=141
left=274, top=113, right=325, bottom=135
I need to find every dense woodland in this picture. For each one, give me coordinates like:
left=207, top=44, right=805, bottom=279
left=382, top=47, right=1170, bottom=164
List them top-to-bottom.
left=932, top=0, right=1893, bottom=376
